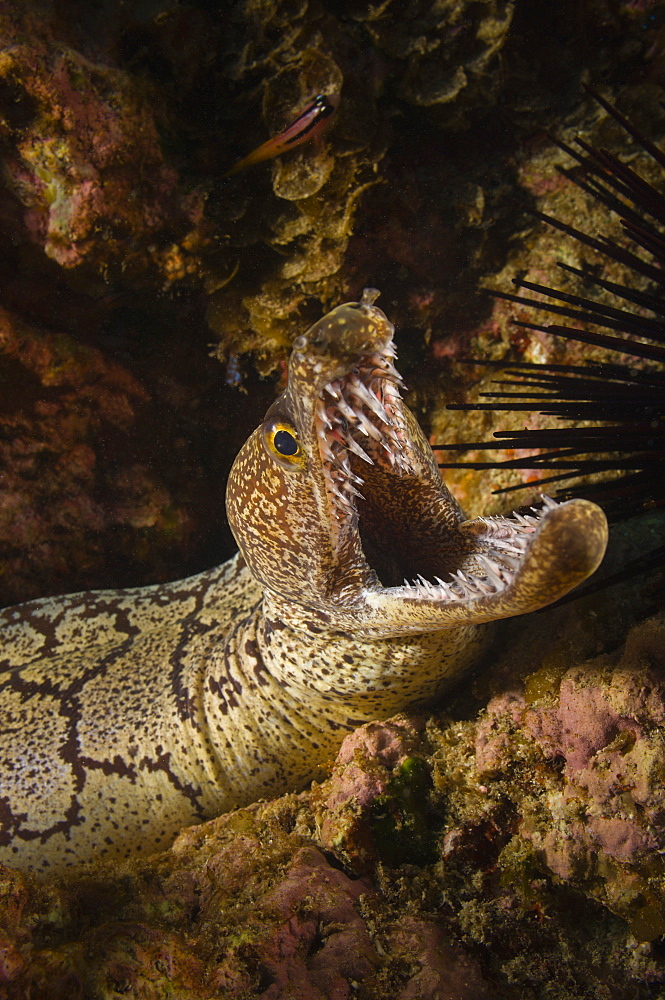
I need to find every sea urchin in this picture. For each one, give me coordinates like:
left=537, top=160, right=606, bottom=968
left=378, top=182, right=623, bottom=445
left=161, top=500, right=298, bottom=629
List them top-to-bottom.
left=435, top=88, right=665, bottom=534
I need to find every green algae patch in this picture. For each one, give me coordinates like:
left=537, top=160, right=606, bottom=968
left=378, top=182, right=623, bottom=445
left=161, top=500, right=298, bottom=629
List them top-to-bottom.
left=523, top=663, right=567, bottom=706
left=369, top=756, right=438, bottom=867
left=498, top=836, right=548, bottom=900
left=630, top=899, right=665, bottom=943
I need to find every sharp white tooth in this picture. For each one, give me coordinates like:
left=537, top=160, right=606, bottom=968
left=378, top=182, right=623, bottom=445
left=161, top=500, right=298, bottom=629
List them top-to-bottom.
left=368, top=356, right=403, bottom=383
left=347, top=374, right=371, bottom=401
left=348, top=376, right=391, bottom=422
left=325, top=381, right=340, bottom=400
left=355, top=382, right=393, bottom=425
left=335, top=396, right=358, bottom=423
left=316, top=407, right=333, bottom=430
left=356, top=410, right=384, bottom=442
left=384, top=423, right=398, bottom=442
left=329, top=427, right=350, bottom=448
left=345, top=436, right=374, bottom=465
left=394, top=451, right=409, bottom=473
left=339, top=456, right=364, bottom=486
left=348, top=472, right=365, bottom=485
left=343, top=483, right=365, bottom=500
left=541, top=494, right=558, bottom=508
left=512, top=508, right=539, bottom=526
left=513, top=513, right=533, bottom=527
left=488, top=539, right=525, bottom=556
left=496, top=554, right=520, bottom=572
left=478, top=555, right=505, bottom=589
left=487, top=555, right=504, bottom=572
left=454, top=570, right=480, bottom=596
left=434, top=577, right=455, bottom=599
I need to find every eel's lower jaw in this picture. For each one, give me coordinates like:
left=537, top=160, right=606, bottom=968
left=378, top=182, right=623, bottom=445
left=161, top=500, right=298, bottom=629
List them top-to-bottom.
left=361, top=498, right=609, bottom=631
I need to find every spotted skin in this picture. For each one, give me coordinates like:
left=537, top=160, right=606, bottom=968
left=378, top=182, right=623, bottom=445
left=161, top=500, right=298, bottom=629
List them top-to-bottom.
left=0, top=292, right=608, bottom=871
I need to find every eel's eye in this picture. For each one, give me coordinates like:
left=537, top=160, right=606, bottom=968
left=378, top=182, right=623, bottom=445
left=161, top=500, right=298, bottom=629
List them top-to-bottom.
left=262, top=419, right=305, bottom=469
left=274, top=429, right=298, bottom=455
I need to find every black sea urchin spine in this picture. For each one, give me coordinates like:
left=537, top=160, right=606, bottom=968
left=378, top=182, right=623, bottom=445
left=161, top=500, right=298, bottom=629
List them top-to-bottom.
left=434, top=87, right=665, bottom=524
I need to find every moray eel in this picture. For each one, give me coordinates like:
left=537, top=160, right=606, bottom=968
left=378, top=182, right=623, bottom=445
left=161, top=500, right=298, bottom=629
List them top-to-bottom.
left=0, top=290, right=608, bottom=872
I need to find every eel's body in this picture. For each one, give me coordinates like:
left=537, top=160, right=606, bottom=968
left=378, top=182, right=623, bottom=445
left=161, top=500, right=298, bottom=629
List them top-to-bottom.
left=0, top=291, right=608, bottom=872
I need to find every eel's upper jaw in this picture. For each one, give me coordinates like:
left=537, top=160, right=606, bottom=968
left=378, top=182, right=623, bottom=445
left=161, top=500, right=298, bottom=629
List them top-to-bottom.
left=314, top=340, right=410, bottom=519
left=362, top=497, right=608, bottom=631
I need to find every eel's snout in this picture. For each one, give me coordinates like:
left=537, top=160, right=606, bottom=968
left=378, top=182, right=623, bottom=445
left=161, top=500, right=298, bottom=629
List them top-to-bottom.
left=291, top=289, right=394, bottom=375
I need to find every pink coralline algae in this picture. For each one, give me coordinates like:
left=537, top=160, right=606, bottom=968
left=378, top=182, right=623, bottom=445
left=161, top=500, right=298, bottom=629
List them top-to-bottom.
left=0, top=16, right=206, bottom=279
left=474, top=612, right=665, bottom=931
left=314, top=716, right=430, bottom=871
left=195, top=841, right=380, bottom=998
left=242, top=847, right=378, bottom=1000
left=384, top=918, right=496, bottom=1000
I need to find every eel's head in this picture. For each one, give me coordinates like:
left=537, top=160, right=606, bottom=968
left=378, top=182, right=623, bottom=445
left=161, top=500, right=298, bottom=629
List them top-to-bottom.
left=226, top=290, right=608, bottom=637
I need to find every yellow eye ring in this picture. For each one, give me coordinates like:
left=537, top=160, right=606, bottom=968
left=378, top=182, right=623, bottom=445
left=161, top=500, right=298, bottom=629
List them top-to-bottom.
left=262, top=419, right=305, bottom=469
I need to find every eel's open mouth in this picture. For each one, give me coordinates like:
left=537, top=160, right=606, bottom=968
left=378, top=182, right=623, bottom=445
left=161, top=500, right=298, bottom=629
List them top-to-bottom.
left=312, top=305, right=603, bottom=613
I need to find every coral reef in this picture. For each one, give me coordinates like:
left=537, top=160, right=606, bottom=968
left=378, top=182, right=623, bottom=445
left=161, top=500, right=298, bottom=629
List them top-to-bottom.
left=0, top=18, right=206, bottom=279
left=474, top=612, right=665, bottom=940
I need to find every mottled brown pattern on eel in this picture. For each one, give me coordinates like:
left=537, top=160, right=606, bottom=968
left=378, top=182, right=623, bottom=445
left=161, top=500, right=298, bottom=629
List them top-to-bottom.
left=0, top=291, right=608, bottom=871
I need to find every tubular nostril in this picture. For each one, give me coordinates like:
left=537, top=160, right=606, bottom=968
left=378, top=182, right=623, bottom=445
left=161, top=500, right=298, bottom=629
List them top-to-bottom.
left=360, top=288, right=381, bottom=308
